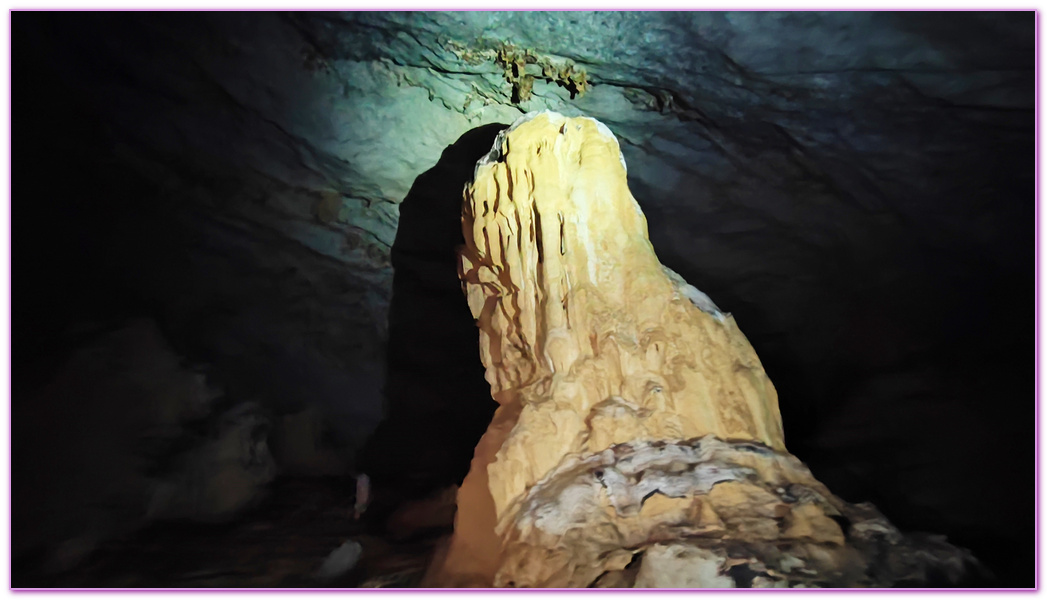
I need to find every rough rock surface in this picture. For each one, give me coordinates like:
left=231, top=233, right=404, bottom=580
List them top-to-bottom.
left=15, top=12, right=1033, bottom=584
left=426, top=112, right=978, bottom=588
left=12, top=319, right=276, bottom=569
left=146, top=402, right=277, bottom=521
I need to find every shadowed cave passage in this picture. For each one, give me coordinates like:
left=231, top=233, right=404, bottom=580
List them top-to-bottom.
left=360, top=124, right=508, bottom=498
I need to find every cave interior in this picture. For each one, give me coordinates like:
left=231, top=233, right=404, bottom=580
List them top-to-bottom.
left=11, top=10, right=1036, bottom=588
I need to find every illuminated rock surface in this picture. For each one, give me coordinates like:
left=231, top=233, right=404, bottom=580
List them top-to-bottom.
left=14, top=13, right=1032, bottom=586
left=426, top=112, right=978, bottom=588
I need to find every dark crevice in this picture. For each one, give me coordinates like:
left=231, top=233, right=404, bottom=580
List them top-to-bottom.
left=358, top=123, right=507, bottom=498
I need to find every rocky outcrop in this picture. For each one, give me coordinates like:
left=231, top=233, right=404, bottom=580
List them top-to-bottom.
left=425, top=112, right=978, bottom=588
left=12, top=320, right=276, bottom=572
left=147, top=401, right=276, bottom=520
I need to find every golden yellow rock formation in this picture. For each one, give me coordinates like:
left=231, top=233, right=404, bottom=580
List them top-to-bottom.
left=465, top=111, right=783, bottom=503
left=424, top=112, right=975, bottom=588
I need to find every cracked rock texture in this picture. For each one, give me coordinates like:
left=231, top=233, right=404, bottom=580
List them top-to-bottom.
left=15, top=11, right=1033, bottom=584
left=425, top=112, right=980, bottom=588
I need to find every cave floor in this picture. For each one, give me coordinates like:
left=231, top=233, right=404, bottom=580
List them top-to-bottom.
left=15, top=477, right=444, bottom=588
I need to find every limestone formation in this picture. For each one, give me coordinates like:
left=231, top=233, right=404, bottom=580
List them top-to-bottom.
left=424, top=112, right=979, bottom=588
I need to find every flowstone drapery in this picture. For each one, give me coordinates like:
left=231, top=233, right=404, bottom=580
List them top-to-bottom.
left=424, top=112, right=978, bottom=588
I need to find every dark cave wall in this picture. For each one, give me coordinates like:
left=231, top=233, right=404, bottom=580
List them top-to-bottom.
left=12, top=10, right=1035, bottom=586
left=16, top=12, right=393, bottom=445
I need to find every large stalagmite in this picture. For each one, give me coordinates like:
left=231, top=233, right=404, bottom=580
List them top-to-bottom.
left=425, top=112, right=978, bottom=588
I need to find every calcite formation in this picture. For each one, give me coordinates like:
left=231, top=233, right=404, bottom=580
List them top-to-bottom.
left=424, top=112, right=978, bottom=588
